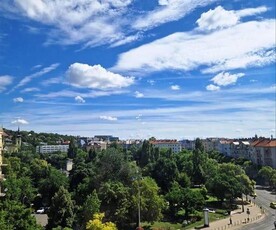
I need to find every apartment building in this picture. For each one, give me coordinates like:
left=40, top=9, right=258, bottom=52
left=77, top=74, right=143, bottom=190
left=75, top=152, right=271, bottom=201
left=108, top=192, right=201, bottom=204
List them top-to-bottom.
left=150, top=139, right=182, bottom=153
left=250, top=139, right=276, bottom=168
left=36, top=144, right=69, bottom=154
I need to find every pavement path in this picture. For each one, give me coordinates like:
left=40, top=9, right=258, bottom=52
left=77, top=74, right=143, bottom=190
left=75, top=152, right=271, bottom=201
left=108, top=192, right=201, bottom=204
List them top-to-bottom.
left=194, top=201, right=264, bottom=230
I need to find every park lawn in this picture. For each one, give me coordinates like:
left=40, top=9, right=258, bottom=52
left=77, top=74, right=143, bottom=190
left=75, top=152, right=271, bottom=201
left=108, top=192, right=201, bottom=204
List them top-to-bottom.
left=142, top=212, right=227, bottom=230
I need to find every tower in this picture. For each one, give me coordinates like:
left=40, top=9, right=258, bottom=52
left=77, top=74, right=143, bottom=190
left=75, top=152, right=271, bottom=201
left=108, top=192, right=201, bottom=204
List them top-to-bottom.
left=15, top=126, right=22, bottom=150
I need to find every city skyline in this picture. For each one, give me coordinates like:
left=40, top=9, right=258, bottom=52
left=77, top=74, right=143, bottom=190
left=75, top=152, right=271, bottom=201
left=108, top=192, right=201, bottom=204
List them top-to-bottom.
left=0, top=0, right=275, bottom=139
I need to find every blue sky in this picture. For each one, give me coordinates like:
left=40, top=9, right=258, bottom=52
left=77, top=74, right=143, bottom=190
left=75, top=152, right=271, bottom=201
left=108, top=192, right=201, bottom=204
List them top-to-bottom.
left=0, top=0, right=275, bottom=139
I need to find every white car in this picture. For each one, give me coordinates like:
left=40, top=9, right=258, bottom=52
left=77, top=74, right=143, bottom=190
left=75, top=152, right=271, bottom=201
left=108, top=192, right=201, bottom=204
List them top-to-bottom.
left=36, top=207, right=45, bottom=214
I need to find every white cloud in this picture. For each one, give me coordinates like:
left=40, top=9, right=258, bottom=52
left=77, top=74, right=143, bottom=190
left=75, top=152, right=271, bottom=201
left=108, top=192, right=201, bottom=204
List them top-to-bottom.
left=1, top=0, right=134, bottom=47
left=1, top=0, right=218, bottom=47
left=133, top=0, right=217, bottom=30
left=196, top=6, right=268, bottom=31
left=196, top=6, right=239, bottom=31
left=236, top=6, right=268, bottom=18
left=114, top=19, right=275, bottom=73
left=10, top=63, right=59, bottom=92
left=66, top=63, right=134, bottom=90
left=31, top=64, right=42, bottom=70
left=211, top=72, right=245, bottom=86
left=0, top=75, right=13, bottom=92
left=42, top=77, right=62, bottom=86
left=206, top=84, right=220, bottom=91
left=171, top=85, right=180, bottom=90
left=21, top=87, right=40, bottom=93
left=135, top=91, right=144, bottom=98
left=75, top=95, right=85, bottom=103
left=13, top=97, right=24, bottom=103
left=99, top=115, right=118, bottom=121
left=11, top=118, right=29, bottom=125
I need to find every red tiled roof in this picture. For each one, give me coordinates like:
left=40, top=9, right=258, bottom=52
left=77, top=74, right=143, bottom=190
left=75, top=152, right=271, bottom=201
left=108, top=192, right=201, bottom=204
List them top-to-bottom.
left=251, top=139, right=276, bottom=147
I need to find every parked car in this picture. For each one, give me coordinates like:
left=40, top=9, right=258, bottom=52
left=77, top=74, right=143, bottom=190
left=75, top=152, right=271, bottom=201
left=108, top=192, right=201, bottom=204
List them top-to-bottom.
left=270, top=202, right=276, bottom=209
left=36, top=207, right=45, bottom=214
left=206, top=208, right=216, bottom=213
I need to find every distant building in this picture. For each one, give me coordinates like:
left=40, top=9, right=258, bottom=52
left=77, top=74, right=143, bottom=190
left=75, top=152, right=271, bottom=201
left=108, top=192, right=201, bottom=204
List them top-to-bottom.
left=4, top=128, right=22, bottom=153
left=94, top=135, right=119, bottom=142
left=150, top=139, right=182, bottom=153
left=180, top=139, right=195, bottom=150
left=250, top=139, right=276, bottom=168
left=86, top=140, right=107, bottom=152
left=36, top=144, right=69, bottom=154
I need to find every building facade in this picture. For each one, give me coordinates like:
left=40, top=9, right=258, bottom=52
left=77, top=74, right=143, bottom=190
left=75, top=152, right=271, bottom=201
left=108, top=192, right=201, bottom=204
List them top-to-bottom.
left=150, top=139, right=182, bottom=153
left=36, top=144, right=69, bottom=154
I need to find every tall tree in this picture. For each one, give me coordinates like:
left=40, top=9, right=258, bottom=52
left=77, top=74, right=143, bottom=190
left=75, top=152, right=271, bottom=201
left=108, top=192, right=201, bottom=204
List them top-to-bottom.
left=132, top=177, right=165, bottom=223
left=47, top=186, right=75, bottom=229
left=78, top=190, right=101, bottom=229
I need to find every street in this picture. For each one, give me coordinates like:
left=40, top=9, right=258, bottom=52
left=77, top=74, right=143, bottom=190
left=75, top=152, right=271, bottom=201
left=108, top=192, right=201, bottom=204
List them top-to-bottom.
left=238, top=186, right=276, bottom=230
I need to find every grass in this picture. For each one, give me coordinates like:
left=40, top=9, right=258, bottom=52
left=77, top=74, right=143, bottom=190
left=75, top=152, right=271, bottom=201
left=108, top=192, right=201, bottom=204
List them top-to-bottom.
left=141, top=211, right=228, bottom=230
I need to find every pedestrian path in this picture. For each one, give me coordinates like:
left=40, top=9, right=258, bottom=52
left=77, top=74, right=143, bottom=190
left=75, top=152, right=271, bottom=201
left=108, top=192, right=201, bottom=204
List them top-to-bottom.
left=194, top=201, right=264, bottom=230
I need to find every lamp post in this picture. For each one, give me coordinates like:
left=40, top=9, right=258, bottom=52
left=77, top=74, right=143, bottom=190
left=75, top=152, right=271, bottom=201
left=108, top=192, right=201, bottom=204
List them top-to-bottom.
left=203, top=208, right=209, bottom=227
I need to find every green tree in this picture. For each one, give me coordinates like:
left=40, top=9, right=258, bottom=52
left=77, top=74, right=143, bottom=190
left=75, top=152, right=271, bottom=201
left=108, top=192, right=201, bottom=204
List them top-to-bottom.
left=68, top=138, right=77, bottom=159
left=192, top=138, right=207, bottom=185
left=150, top=157, right=179, bottom=191
left=258, top=166, right=276, bottom=187
left=39, top=167, right=69, bottom=205
left=132, top=177, right=165, bottom=223
left=99, top=181, right=131, bottom=226
left=165, top=182, right=205, bottom=219
left=47, top=186, right=75, bottom=229
left=78, top=190, right=101, bottom=229
left=0, top=200, right=42, bottom=230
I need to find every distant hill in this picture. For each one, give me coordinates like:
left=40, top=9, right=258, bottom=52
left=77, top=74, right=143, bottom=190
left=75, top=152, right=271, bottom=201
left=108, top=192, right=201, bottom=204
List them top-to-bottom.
left=3, top=128, right=74, bottom=147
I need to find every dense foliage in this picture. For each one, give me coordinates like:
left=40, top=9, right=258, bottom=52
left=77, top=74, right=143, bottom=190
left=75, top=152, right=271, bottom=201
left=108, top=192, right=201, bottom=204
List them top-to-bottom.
left=0, top=130, right=260, bottom=229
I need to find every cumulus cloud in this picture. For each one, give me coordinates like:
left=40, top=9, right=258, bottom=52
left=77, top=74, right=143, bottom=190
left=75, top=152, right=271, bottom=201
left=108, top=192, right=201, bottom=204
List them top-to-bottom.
left=196, top=6, right=267, bottom=31
left=114, top=19, right=275, bottom=73
left=66, top=63, right=134, bottom=90
left=211, top=72, right=245, bottom=86
left=0, top=75, right=13, bottom=92
left=206, top=84, right=220, bottom=91
left=171, top=85, right=180, bottom=90
left=135, top=91, right=144, bottom=98
left=75, top=95, right=85, bottom=103
left=13, top=97, right=24, bottom=103
left=99, top=115, right=118, bottom=121
left=11, top=118, right=29, bottom=125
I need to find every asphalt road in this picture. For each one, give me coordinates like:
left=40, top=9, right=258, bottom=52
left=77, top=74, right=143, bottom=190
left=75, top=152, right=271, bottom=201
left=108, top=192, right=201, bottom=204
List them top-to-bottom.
left=239, top=186, right=276, bottom=230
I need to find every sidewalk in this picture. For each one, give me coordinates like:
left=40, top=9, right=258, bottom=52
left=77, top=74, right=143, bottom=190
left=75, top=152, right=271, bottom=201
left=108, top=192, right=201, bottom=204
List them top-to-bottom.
left=194, top=202, right=264, bottom=230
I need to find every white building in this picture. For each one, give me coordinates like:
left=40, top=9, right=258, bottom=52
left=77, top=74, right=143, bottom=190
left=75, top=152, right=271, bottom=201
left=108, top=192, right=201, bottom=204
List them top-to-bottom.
left=150, top=139, right=182, bottom=153
left=36, top=144, right=69, bottom=154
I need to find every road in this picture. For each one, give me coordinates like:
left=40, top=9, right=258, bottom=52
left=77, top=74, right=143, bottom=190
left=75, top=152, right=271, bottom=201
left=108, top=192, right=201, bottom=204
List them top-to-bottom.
left=239, top=186, right=276, bottom=230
